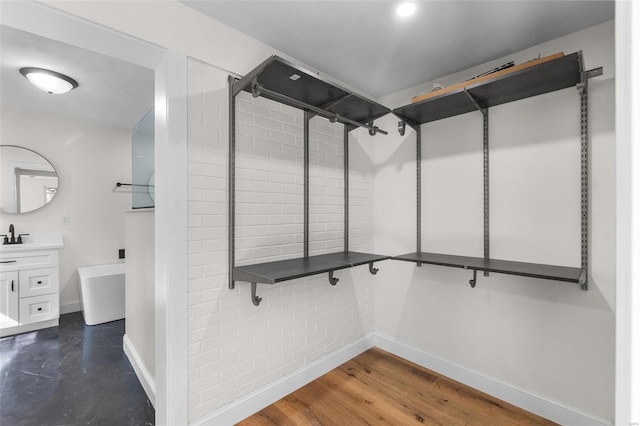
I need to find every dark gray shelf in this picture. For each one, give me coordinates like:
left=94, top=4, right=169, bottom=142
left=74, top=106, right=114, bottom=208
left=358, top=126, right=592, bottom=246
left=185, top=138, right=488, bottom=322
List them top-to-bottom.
left=394, top=52, right=581, bottom=125
left=241, top=55, right=390, bottom=124
left=233, top=251, right=390, bottom=285
left=316, top=251, right=391, bottom=267
left=393, top=252, right=584, bottom=284
left=393, top=252, right=482, bottom=269
left=467, top=258, right=583, bottom=284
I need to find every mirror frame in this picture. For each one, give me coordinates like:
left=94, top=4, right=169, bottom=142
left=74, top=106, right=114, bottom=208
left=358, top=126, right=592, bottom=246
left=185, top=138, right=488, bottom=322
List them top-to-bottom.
left=0, top=144, right=59, bottom=214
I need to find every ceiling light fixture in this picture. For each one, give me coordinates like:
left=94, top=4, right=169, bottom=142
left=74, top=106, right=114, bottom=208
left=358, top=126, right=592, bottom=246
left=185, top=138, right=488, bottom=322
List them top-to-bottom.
left=396, top=2, right=416, bottom=17
left=19, top=67, right=79, bottom=95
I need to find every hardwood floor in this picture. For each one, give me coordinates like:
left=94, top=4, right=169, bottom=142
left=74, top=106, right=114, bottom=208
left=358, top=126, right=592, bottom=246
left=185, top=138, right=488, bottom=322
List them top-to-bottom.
left=238, top=348, right=556, bottom=425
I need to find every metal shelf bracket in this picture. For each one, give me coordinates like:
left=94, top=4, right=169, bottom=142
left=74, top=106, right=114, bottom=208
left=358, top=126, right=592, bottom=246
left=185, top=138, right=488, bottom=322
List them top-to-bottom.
left=585, top=67, right=603, bottom=79
left=578, top=68, right=603, bottom=93
left=463, top=89, right=488, bottom=116
left=369, top=262, right=379, bottom=275
left=329, top=271, right=339, bottom=286
left=251, top=282, right=263, bottom=306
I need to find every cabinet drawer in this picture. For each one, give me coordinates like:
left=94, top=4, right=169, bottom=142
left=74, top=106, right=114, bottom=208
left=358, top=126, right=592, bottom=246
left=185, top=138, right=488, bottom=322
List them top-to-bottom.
left=0, top=250, right=59, bottom=272
left=19, top=268, right=59, bottom=297
left=19, top=294, right=59, bottom=324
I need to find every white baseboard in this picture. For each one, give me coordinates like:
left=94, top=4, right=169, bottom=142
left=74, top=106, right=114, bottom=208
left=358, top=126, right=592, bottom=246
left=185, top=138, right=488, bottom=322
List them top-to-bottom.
left=60, top=300, right=81, bottom=314
left=0, top=319, right=58, bottom=338
left=191, top=333, right=376, bottom=426
left=373, top=333, right=612, bottom=426
left=123, top=334, right=156, bottom=407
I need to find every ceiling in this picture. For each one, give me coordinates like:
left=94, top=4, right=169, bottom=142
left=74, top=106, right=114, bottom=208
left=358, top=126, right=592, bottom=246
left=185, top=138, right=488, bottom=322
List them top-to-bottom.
left=182, top=0, right=614, bottom=98
left=0, top=25, right=154, bottom=129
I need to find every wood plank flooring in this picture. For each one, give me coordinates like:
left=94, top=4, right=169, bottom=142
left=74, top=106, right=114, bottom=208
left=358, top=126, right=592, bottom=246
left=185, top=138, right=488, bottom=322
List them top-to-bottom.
left=238, top=347, right=556, bottom=426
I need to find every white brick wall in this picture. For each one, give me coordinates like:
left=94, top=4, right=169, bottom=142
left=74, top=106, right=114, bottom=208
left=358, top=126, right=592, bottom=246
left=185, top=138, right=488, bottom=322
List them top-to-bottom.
left=187, top=58, right=377, bottom=422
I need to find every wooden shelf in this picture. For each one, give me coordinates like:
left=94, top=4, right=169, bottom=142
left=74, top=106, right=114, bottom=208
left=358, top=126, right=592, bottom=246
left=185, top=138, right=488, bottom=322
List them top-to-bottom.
left=393, top=52, right=581, bottom=125
left=233, top=251, right=390, bottom=285
left=393, top=252, right=584, bottom=285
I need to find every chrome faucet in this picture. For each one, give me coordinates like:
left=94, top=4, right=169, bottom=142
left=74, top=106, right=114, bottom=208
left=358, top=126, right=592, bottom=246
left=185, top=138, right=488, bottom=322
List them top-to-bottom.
left=1, top=224, right=28, bottom=245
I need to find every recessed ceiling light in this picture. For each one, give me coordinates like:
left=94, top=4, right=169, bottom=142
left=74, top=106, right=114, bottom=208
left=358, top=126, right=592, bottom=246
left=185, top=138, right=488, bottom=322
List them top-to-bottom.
left=396, top=2, right=416, bottom=17
left=19, top=67, right=79, bottom=95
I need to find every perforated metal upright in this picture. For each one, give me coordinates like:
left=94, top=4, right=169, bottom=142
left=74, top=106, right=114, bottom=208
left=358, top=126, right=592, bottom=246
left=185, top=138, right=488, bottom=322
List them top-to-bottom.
left=576, top=52, right=602, bottom=290
left=228, top=75, right=237, bottom=290
left=416, top=125, right=422, bottom=266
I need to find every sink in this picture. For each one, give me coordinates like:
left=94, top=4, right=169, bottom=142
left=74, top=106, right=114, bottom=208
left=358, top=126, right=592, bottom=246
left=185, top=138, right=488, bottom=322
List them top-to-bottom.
left=0, top=236, right=64, bottom=253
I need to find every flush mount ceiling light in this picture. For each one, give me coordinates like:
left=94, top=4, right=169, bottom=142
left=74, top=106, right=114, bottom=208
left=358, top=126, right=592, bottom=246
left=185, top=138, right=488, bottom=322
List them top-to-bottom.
left=396, top=2, right=417, bottom=17
left=19, top=67, right=79, bottom=94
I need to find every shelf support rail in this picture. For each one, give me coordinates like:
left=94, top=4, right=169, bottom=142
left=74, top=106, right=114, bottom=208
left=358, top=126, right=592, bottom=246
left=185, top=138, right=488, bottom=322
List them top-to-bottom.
left=576, top=58, right=602, bottom=291
left=229, top=76, right=237, bottom=290
left=251, top=81, right=388, bottom=135
left=463, top=89, right=490, bottom=277
left=482, top=109, right=489, bottom=276
left=304, top=111, right=311, bottom=257
left=344, top=125, right=350, bottom=252
left=416, top=126, right=422, bottom=266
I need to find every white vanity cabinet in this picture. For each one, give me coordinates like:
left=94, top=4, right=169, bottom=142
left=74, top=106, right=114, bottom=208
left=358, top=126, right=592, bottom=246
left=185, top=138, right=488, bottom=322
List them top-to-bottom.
left=0, top=240, right=63, bottom=337
left=0, top=271, right=19, bottom=328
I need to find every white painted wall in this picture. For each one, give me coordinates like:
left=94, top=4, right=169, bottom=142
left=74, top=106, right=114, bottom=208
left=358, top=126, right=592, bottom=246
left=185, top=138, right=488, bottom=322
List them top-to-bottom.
left=615, top=2, right=640, bottom=424
left=374, top=21, right=615, bottom=421
left=186, top=58, right=376, bottom=422
left=0, top=107, right=131, bottom=313
left=124, top=209, right=156, bottom=403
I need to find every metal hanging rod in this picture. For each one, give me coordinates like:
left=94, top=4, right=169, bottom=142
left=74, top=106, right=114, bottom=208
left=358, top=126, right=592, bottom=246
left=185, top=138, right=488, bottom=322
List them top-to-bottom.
left=251, top=81, right=388, bottom=135
left=116, top=182, right=154, bottom=188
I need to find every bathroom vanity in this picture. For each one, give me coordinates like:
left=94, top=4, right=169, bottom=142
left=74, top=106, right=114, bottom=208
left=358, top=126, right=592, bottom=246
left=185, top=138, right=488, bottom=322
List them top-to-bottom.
left=0, top=237, right=63, bottom=337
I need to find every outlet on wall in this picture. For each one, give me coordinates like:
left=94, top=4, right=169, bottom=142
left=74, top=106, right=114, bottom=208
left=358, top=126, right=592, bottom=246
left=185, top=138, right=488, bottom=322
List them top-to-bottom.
left=62, top=216, right=70, bottom=225
left=119, top=249, right=125, bottom=259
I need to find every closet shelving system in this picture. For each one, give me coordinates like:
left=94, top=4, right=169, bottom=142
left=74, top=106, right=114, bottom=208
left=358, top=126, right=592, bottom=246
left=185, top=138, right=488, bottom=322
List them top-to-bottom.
left=391, top=51, right=602, bottom=289
left=229, top=52, right=602, bottom=305
left=229, top=56, right=391, bottom=306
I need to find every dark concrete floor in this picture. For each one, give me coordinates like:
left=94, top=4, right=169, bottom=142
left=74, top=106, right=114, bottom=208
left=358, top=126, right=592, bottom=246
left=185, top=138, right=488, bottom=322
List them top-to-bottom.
left=0, top=312, right=154, bottom=426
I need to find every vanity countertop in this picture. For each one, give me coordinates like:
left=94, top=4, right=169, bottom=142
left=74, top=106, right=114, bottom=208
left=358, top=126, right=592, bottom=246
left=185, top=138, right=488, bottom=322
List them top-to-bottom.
left=0, top=236, right=64, bottom=253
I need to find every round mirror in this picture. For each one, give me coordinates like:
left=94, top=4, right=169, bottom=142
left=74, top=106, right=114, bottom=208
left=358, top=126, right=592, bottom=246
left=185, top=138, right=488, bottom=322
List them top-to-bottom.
left=0, top=145, right=59, bottom=214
